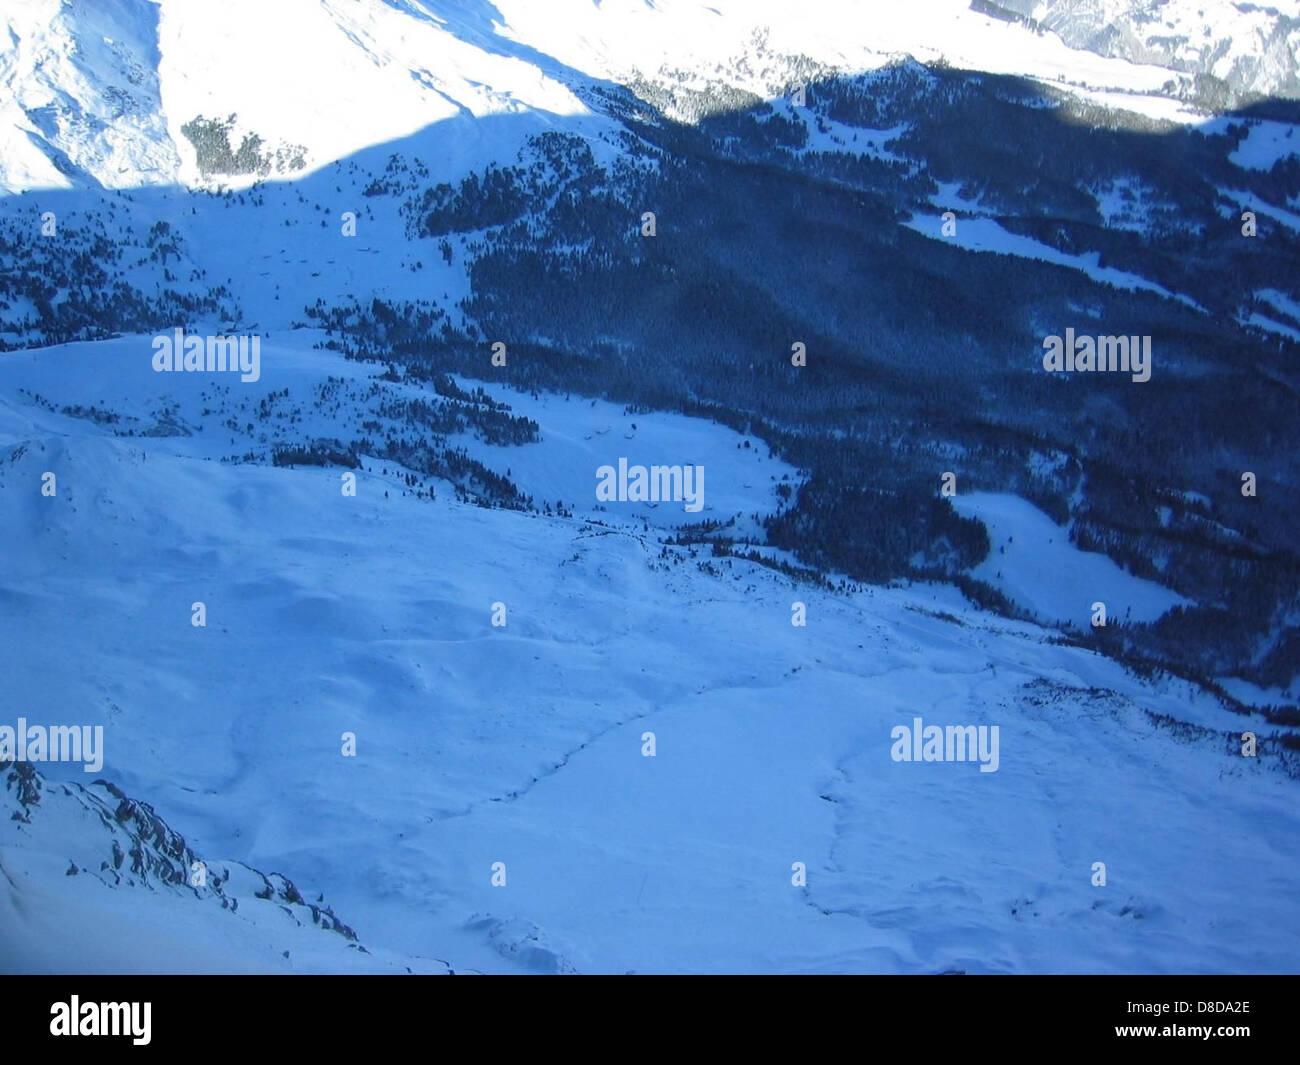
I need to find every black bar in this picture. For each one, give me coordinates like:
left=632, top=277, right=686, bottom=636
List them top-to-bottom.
left=1, top=975, right=1290, bottom=1051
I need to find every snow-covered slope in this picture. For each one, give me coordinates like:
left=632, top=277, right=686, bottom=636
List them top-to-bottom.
left=0, top=0, right=605, bottom=194
left=0, top=0, right=179, bottom=192
left=1, top=0, right=1297, bottom=978
left=2, top=0, right=1283, bottom=197
left=986, top=0, right=1300, bottom=101
left=1, top=335, right=1295, bottom=974
left=951, top=492, right=1192, bottom=627
left=1, top=759, right=451, bottom=973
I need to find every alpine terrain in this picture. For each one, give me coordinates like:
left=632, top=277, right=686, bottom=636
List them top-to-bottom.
left=1, top=0, right=1298, bottom=975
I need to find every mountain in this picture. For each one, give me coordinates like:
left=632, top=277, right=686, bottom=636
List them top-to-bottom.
left=0, top=0, right=1297, bottom=974
left=4, top=0, right=1283, bottom=196
left=980, top=0, right=1300, bottom=104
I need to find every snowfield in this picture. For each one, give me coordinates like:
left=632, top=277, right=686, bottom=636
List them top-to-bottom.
left=0, top=0, right=1297, bottom=979
left=0, top=0, right=1265, bottom=198
left=903, top=214, right=1207, bottom=311
left=1, top=335, right=1296, bottom=974
left=951, top=492, right=1191, bottom=628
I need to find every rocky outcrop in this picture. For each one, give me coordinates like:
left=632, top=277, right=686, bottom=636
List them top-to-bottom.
left=2, top=758, right=361, bottom=948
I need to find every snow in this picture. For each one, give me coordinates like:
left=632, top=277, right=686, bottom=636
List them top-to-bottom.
left=0, top=0, right=1259, bottom=197
left=0, top=0, right=1297, bottom=979
left=0, top=0, right=182, bottom=192
left=0, top=0, right=609, bottom=195
left=155, top=0, right=594, bottom=188
left=490, top=0, right=1186, bottom=100
left=796, top=111, right=909, bottom=163
left=1228, top=120, right=1300, bottom=172
left=1091, top=177, right=1174, bottom=234
left=1220, top=189, right=1300, bottom=234
left=903, top=213, right=1205, bottom=311
left=1239, top=284, right=1300, bottom=342
left=1258, top=289, right=1300, bottom=324
left=1246, top=312, right=1300, bottom=342
left=1, top=336, right=1294, bottom=974
left=452, top=377, right=797, bottom=530
left=950, top=491, right=1191, bottom=628
left=1216, top=675, right=1298, bottom=709
left=0, top=770, right=450, bottom=974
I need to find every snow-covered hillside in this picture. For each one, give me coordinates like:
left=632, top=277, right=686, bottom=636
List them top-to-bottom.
left=0, top=0, right=609, bottom=193
left=1, top=0, right=1297, bottom=976
left=3, top=0, right=1289, bottom=197
left=986, top=0, right=1300, bottom=102
left=1, top=335, right=1296, bottom=973
left=1, top=758, right=452, bottom=973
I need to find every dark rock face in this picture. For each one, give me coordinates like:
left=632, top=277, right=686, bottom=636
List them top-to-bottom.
left=5, top=759, right=42, bottom=816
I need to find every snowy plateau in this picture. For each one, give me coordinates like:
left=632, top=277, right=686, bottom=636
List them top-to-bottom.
left=0, top=0, right=1298, bottom=975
